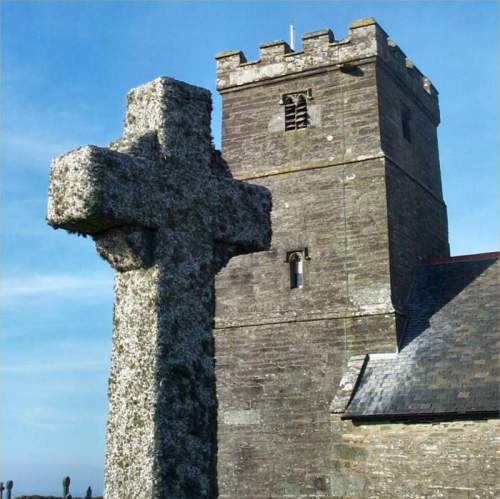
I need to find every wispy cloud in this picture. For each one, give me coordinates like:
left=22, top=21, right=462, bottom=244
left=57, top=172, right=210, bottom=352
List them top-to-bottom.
left=2, top=71, right=115, bottom=170
left=2, top=132, right=83, bottom=168
left=2, top=273, right=113, bottom=298
left=6, top=404, right=106, bottom=433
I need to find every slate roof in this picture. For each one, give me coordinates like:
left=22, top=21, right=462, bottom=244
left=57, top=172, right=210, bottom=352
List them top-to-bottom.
left=339, top=253, right=500, bottom=421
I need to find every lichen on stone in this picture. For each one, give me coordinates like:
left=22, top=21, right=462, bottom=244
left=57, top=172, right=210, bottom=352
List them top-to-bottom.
left=46, top=76, right=272, bottom=498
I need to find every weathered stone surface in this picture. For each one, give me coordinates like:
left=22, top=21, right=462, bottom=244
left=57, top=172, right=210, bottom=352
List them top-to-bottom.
left=45, top=15, right=496, bottom=499
left=212, top=17, right=463, bottom=499
left=218, top=62, right=382, bottom=180
left=47, top=77, right=271, bottom=498
left=214, top=159, right=395, bottom=330
left=214, top=316, right=397, bottom=497
left=330, top=354, right=367, bottom=414
left=223, top=409, right=261, bottom=426
left=330, top=417, right=500, bottom=498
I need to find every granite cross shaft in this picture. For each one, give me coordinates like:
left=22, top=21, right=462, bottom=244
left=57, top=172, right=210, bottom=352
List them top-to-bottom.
left=47, top=77, right=271, bottom=498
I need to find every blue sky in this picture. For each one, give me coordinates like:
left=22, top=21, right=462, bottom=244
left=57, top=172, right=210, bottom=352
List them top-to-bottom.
left=1, top=0, right=498, bottom=496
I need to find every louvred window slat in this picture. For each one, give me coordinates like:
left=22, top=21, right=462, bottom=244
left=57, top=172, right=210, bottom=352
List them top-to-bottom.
left=284, top=93, right=309, bottom=131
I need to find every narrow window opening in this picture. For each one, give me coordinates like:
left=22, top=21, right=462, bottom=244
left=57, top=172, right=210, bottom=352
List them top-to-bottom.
left=295, top=95, right=308, bottom=129
left=284, top=96, right=296, bottom=131
left=402, top=108, right=412, bottom=142
left=289, top=252, right=304, bottom=289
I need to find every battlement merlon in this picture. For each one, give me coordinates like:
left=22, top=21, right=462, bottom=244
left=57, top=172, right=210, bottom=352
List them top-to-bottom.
left=216, top=17, right=439, bottom=124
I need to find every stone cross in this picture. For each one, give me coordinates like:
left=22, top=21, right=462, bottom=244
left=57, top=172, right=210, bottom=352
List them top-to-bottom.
left=47, top=77, right=271, bottom=498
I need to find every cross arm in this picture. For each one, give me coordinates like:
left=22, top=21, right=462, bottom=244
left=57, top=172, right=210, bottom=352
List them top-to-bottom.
left=47, top=145, right=161, bottom=235
left=212, top=177, right=272, bottom=255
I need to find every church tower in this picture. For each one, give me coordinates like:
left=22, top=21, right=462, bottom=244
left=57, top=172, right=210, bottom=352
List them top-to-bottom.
left=214, top=18, right=449, bottom=496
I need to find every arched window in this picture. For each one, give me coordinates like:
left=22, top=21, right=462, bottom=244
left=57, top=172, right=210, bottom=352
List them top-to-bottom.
left=283, top=91, right=310, bottom=131
left=289, top=252, right=304, bottom=289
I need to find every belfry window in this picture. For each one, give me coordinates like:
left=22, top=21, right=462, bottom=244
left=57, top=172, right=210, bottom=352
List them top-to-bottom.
left=282, top=91, right=311, bottom=131
left=402, top=108, right=412, bottom=142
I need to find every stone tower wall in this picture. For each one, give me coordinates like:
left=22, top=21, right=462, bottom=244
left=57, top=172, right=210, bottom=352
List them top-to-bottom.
left=214, top=18, right=449, bottom=496
left=215, top=23, right=394, bottom=329
left=375, top=38, right=449, bottom=307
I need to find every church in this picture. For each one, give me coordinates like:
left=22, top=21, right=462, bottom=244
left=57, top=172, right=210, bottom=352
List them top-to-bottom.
left=213, top=18, right=499, bottom=498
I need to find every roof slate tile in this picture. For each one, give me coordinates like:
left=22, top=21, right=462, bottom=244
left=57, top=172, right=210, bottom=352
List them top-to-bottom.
left=343, top=256, right=500, bottom=420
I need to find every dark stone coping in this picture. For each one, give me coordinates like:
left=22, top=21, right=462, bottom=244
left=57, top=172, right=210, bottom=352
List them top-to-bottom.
left=302, top=29, right=334, bottom=40
left=260, top=40, right=291, bottom=50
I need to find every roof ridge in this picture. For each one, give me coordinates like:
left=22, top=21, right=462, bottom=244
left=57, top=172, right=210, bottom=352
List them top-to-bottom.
left=422, top=251, right=499, bottom=265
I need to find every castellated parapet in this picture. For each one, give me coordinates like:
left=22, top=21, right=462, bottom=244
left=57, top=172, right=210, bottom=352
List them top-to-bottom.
left=216, top=17, right=439, bottom=124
